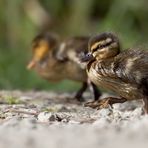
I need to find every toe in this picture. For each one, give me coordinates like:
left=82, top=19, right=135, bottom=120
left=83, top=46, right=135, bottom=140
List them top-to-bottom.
left=84, top=101, right=98, bottom=108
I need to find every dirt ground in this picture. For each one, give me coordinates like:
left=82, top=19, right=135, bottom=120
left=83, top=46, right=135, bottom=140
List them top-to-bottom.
left=0, top=90, right=148, bottom=148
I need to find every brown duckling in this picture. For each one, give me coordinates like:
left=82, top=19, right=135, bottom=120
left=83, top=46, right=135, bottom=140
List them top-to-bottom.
left=27, top=32, right=101, bottom=102
left=81, top=32, right=148, bottom=113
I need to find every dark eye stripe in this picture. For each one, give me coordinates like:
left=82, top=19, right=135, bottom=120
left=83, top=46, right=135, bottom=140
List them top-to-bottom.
left=92, top=41, right=113, bottom=52
left=92, top=47, right=98, bottom=52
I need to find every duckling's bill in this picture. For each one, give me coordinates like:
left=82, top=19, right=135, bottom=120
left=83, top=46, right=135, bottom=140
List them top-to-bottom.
left=80, top=52, right=94, bottom=62
left=27, top=60, right=36, bottom=69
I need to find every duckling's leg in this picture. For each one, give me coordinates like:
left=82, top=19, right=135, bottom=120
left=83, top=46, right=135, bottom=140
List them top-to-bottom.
left=140, top=78, right=148, bottom=114
left=83, top=80, right=101, bottom=105
left=75, top=82, right=88, bottom=102
left=89, top=82, right=101, bottom=101
left=85, top=97, right=127, bottom=110
left=143, top=98, right=148, bottom=114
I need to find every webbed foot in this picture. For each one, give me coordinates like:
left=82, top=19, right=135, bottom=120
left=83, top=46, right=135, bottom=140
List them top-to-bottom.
left=84, top=97, right=127, bottom=110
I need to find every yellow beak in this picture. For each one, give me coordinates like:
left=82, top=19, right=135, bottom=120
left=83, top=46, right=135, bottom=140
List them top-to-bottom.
left=27, top=60, right=36, bottom=70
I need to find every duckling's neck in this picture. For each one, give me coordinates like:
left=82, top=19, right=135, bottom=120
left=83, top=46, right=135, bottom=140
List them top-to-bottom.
left=87, top=59, right=96, bottom=72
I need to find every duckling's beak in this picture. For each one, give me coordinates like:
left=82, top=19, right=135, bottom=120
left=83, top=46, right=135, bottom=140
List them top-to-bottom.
left=80, top=52, right=94, bottom=62
left=27, top=60, right=36, bottom=70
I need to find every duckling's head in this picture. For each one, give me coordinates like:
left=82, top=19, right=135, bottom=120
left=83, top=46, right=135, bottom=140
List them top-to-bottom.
left=27, top=32, right=58, bottom=69
left=81, top=32, right=120, bottom=62
left=89, top=32, right=120, bottom=60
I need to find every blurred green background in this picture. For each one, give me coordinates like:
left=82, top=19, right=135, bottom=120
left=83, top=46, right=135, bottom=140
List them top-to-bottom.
left=0, top=0, right=148, bottom=91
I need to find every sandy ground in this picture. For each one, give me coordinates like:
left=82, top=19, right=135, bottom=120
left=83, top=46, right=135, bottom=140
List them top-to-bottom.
left=0, top=90, right=148, bottom=148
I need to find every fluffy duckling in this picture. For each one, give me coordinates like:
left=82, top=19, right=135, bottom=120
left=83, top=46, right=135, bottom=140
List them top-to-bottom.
left=27, top=32, right=101, bottom=102
left=82, top=32, right=148, bottom=113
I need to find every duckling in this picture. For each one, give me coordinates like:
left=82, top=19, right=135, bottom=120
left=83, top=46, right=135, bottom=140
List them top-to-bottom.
left=27, top=32, right=101, bottom=102
left=81, top=32, right=148, bottom=113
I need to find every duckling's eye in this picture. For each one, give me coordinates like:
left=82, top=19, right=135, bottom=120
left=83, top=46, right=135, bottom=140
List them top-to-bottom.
left=94, top=41, right=113, bottom=52
left=92, top=44, right=105, bottom=52
left=98, top=44, right=103, bottom=49
left=92, top=47, right=99, bottom=52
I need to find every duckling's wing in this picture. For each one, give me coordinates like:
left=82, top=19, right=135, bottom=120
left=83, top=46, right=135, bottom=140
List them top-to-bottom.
left=55, top=42, right=69, bottom=62
left=112, top=49, right=148, bottom=85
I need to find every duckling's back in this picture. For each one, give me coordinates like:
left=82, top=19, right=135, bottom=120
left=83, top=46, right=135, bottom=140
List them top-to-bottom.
left=63, top=36, right=89, bottom=54
left=113, top=48, right=148, bottom=85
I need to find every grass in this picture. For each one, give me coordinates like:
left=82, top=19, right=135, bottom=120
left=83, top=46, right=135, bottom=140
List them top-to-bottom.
left=4, top=96, right=21, bottom=105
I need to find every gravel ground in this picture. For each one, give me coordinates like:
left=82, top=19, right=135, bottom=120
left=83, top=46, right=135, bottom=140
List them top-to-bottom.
left=0, top=90, right=148, bottom=148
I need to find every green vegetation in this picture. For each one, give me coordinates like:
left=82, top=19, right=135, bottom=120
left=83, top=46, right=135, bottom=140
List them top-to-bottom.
left=0, top=0, right=148, bottom=91
left=4, top=96, right=21, bottom=104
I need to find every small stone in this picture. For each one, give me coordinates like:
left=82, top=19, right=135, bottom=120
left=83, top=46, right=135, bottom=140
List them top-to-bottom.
left=98, top=108, right=112, bottom=117
left=131, top=108, right=143, bottom=118
left=37, top=112, right=52, bottom=122
left=49, top=114, right=57, bottom=121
